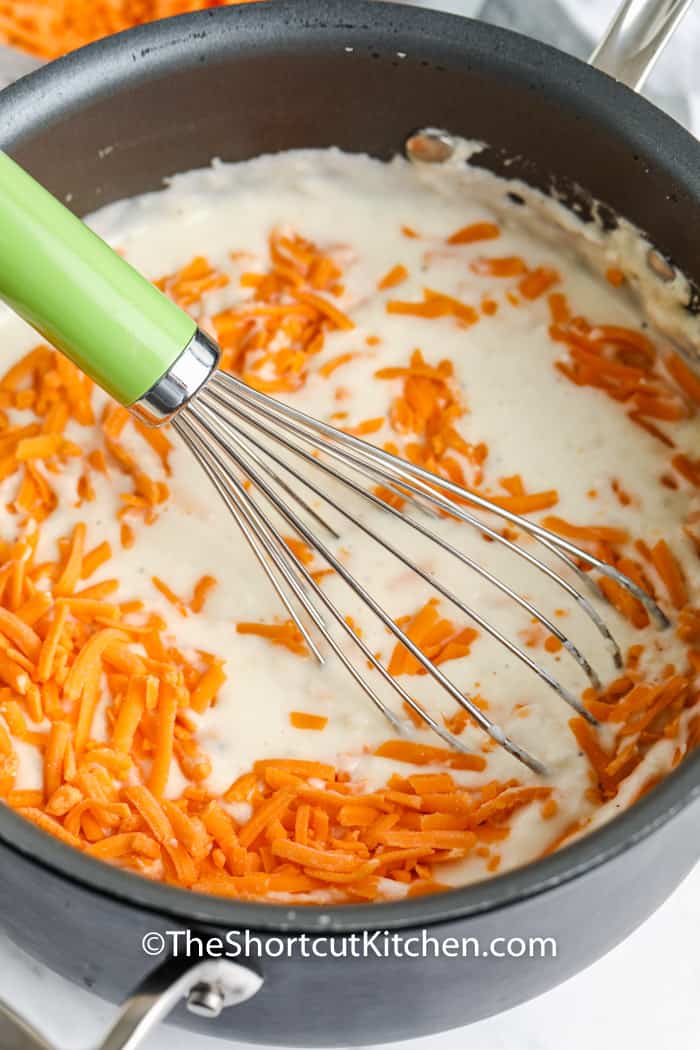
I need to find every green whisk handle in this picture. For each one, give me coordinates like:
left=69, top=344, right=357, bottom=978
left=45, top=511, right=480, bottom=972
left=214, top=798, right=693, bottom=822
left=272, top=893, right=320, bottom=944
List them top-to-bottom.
left=0, top=151, right=216, bottom=415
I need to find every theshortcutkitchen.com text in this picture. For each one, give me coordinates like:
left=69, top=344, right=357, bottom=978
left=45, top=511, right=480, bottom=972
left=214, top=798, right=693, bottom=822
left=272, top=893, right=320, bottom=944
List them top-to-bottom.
left=142, top=929, right=557, bottom=961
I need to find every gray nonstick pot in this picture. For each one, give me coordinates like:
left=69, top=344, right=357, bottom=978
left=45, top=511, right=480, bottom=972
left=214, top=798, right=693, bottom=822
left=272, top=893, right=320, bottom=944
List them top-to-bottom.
left=0, top=1, right=698, bottom=1047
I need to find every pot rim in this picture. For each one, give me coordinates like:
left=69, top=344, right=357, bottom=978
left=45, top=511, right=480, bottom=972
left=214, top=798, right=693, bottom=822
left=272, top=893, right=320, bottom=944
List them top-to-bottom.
left=0, top=0, right=698, bottom=934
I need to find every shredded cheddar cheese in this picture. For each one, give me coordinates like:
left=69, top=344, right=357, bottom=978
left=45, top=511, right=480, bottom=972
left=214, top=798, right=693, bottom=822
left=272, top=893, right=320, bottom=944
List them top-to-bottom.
left=0, top=2, right=262, bottom=60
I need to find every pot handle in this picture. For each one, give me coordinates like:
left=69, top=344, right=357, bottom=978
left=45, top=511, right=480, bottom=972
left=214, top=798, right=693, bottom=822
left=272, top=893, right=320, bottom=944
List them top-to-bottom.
left=588, top=0, right=694, bottom=91
left=0, top=955, right=262, bottom=1050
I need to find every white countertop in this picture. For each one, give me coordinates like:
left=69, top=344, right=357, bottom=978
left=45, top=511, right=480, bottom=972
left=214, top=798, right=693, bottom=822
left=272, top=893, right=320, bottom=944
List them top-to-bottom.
left=1, top=2, right=699, bottom=1048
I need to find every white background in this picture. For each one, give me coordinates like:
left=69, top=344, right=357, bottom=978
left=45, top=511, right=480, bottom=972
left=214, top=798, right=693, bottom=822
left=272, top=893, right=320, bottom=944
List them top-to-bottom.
left=1, top=1, right=698, bottom=1047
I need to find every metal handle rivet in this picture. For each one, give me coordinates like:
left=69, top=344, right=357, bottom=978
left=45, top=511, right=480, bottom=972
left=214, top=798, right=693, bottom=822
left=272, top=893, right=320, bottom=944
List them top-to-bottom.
left=405, top=128, right=455, bottom=164
left=186, top=982, right=226, bottom=1018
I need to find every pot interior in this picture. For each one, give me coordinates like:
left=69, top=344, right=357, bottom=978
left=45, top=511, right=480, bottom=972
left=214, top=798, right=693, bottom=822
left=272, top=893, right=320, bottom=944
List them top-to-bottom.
left=0, top=0, right=698, bottom=932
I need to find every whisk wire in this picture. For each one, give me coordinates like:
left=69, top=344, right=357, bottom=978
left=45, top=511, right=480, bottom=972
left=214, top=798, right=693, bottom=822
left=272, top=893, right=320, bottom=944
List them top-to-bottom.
left=176, top=369, right=672, bottom=774
left=209, top=370, right=669, bottom=629
left=201, top=378, right=627, bottom=667
left=203, top=379, right=617, bottom=644
left=196, top=395, right=600, bottom=717
left=184, top=400, right=546, bottom=772
left=176, top=410, right=494, bottom=758
left=174, top=413, right=324, bottom=664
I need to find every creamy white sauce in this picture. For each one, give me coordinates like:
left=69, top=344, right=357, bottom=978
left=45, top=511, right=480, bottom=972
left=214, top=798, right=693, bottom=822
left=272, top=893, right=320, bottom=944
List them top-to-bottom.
left=3, top=149, right=699, bottom=890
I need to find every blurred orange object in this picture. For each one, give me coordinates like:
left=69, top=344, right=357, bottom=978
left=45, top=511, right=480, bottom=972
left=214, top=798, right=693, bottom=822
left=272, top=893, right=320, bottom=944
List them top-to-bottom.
left=0, top=1, right=261, bottom=60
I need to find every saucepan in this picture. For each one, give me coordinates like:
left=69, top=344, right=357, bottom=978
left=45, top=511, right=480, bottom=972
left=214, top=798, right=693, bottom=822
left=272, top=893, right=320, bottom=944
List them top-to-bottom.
left=0, top=1, right=698, bottom=1047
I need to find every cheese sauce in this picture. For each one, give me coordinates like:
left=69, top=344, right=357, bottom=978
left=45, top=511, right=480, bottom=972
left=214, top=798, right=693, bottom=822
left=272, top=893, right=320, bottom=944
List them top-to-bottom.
left=2, top=148, right=699, bottom=896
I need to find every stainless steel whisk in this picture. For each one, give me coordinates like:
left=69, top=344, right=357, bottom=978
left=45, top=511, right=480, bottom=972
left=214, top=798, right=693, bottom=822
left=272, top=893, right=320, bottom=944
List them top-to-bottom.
left=0, top=151, right=671, bottom=775
left=173, top=367, right=669, bottom=775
